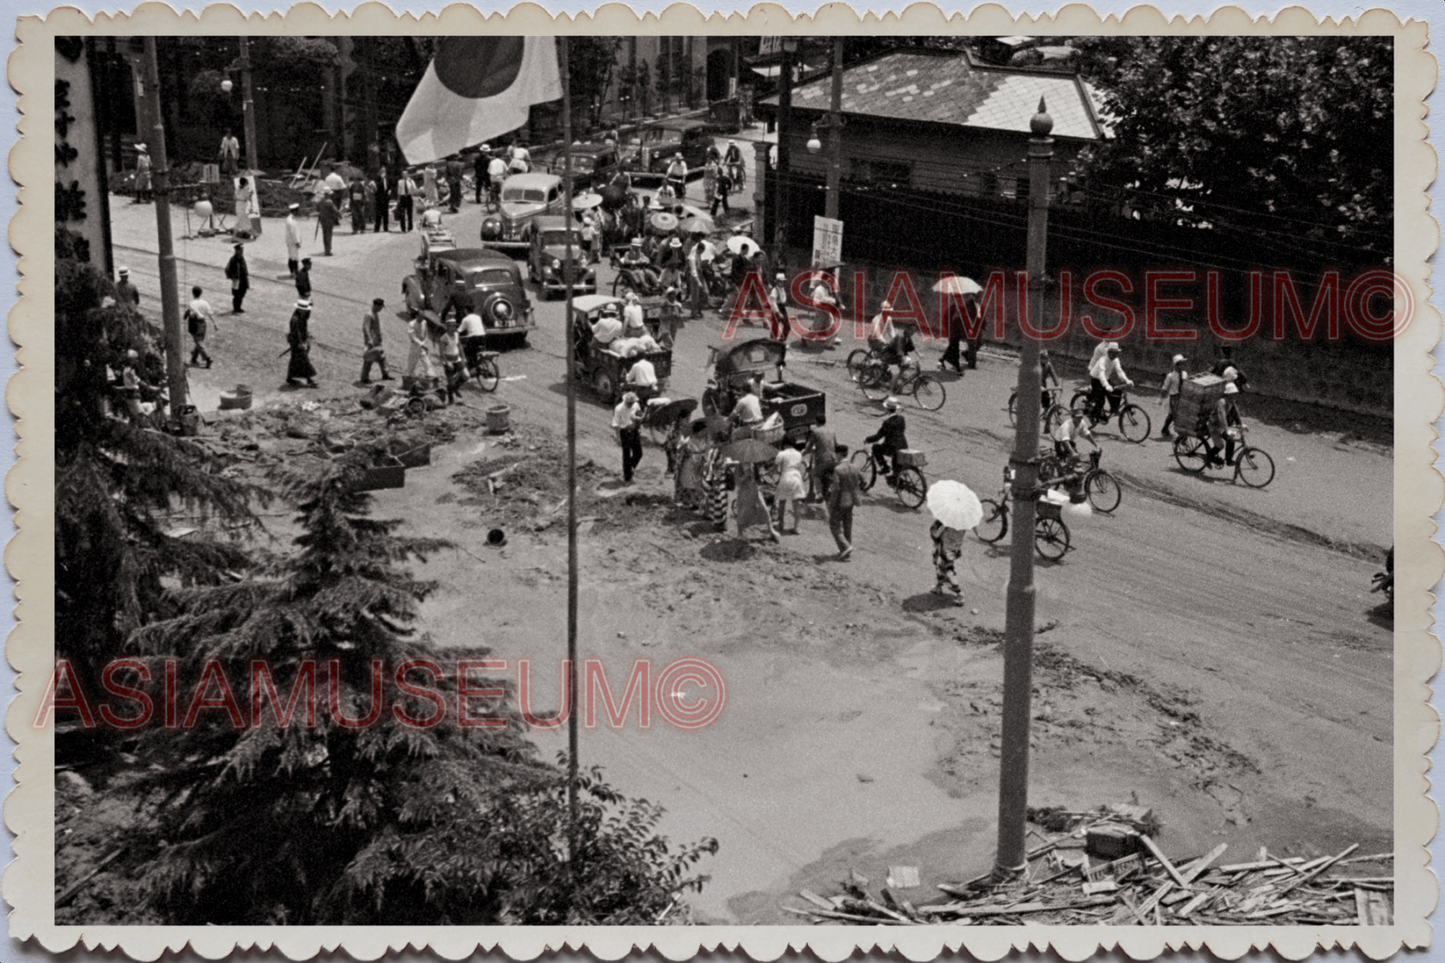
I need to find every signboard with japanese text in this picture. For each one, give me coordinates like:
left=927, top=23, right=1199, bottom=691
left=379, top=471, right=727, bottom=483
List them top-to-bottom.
left=54, top=38, right=111, bottom=272
left=811, top=214, right=843, bottom=270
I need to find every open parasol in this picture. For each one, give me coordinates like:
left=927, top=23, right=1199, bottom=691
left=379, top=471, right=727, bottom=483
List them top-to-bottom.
left=571, top=192, right=604, bottom=211
left=650, top=211, right=680, bottom=233
left=685, top=213, right=716, bottom=235
left=726, top=235, right=761, bottom=257
left=933, top=275, right=983, bottom=296
left=652, top=397, right=699, bottom=426
left=721, top=438, right=779, bottom=464
left=926, top=479, right=984, bottom=531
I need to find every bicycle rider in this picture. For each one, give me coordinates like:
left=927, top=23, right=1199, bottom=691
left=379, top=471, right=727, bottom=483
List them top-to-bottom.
left=879, top=324, right=920, bottom=395
left=1088, top=343, right=1134, bottom=422
left=1039, top=348, right=1061, bottom=409
left=1205, top=370, right=1243, bottom=466
left=865, top=397, right=909, bottom=483
left=1051, top=407, right=1097, bottom=474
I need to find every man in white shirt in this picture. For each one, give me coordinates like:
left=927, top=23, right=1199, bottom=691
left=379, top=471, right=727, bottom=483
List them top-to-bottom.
left=219, top=130, right=240, bottom=176
left=284, top=203, right=302, bottom=277
left=186, top=285, right=217, bottom=368
left=622, top=293, right=647, bottom=337
left=869, top=301, right=896, bottom=350
left=591, top=307, right=624, bottom=346
left=458, top=310, right=487, bottom=373
left=1087, top=344, right=1134, bottom=422
left=1159, top=354, right=1187, bottom=438
left=625, top=356, right=658, bottom=398
left=729, top=379, right=764, bottom=427
left=612, top=391, right=643, bottom=483
left=1052, top=408, right=1096, bottom=462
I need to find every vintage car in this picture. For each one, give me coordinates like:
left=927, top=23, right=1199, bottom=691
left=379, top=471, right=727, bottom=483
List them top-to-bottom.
left=622, top=119, right=720, bottom=181
left=538, top=142, right=623, bottom=193
left=480, top=172, right=568, bottom=254
left=525, top=216, right=597, bottom=298
left=401, top=243, right=536, bottom=349
left=568, top=294, right=671, bottom=403
left=701, top=338, right=826, bottom=444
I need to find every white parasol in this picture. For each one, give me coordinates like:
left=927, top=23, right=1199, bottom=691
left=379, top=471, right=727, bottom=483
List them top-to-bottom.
left=571, top=192, right=604, bottom=211
left=685, top=213, right=716, bottom=235
left=726, top=235, right=761, bottom=257
left=933, top=275, right=983, bottom=296
left=926, top=479, right=984, bottom=531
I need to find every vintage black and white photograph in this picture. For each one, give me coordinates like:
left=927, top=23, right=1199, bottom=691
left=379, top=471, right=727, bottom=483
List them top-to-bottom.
left=24, top=8, right=1436, bottom=954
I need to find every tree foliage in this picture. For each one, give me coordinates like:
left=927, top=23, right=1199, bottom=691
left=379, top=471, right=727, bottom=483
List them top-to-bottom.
left=1072, top=36, right=1393, bottom=256
left=54, top=253, right=260, bottom=678
left=128, top=465, right=715, bottom=925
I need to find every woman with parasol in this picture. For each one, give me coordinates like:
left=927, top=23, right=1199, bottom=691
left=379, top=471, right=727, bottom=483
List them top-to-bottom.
left=674, top=417, right=712, bottom=509
left=926, top=480, right=984, bottom=606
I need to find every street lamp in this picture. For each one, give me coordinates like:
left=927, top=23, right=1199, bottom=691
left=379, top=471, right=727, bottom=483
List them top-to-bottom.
left=220, top=77, right=233, bottom=94
left=806, top=122, right=822, bottom=153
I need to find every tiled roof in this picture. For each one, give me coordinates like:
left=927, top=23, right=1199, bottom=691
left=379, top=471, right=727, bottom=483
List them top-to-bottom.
left=778, top=49, right=1105, bottom=141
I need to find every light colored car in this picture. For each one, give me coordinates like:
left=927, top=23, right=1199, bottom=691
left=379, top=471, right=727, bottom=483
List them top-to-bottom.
left=480, top=172, right=567, bottom=254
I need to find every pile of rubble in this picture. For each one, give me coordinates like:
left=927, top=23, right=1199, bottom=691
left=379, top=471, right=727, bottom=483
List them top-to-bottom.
left=785, top=804, right=1392, bottom=926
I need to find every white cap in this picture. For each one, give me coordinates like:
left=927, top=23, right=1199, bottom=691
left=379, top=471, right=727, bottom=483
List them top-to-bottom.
left=288, top=203, right=300, bottom=211
left=118, top=267, right=130, bottom=277
left=295, top=299, right=311, bottom=309
left=1172, top=354, right=1186, bottom=365
left=883, top=397, right=902, bottom=411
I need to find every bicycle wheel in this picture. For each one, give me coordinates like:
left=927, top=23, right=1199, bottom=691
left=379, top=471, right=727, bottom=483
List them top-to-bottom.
left=847, top=348, right=872, bottom=381
left=474, top=357, right=500, bottom=393
left=860, top=364, right=892, bottom=402
left=912, top=375, right=945, bottom=411
left=1069, top=389, right=1092, bottom=417
left=1007, top=391, right=1018, bottom=425
left=1042, top=403, right=1067, bottom=434
left=1117, top=404, right=1152, bottom=443
left=1173, top=435, right=1208, bottom=473
left=1234, top=446, right=1276, bottom=488
left=850, top=449, right=877, bottom=492
left=1037, top=455, right=1063, bottom=486
left=894, top=467, right=927, bottom=509
left=1086, top=470, right=1122, bottom=513
left=974, top=499, right=1008, bottom=543
left=1034, top=517, right=1070, bottom=560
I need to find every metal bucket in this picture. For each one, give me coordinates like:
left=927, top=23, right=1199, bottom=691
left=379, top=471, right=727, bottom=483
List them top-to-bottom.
left=486, top=404, right=511, bottom=434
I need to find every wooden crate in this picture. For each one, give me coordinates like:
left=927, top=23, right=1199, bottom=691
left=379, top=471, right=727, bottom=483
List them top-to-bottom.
left=1174, top=374, right=1226, bottom=437
left=897, top=449, right=927, bottom=468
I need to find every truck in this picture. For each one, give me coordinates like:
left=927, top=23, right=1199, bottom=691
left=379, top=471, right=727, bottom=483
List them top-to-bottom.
left=568, top=294, right=673, bottom=404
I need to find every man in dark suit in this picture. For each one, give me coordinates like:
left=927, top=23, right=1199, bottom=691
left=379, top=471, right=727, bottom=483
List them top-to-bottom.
left=372, top=169, right=391, bottom=233
left=317, top=193, right=341, bottom=256
left=224, top=244, right=249, bottom=313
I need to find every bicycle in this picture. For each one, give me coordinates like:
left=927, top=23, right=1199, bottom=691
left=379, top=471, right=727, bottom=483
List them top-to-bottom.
left=846, top=343, right=885, bottom=381
left=857, top=359, right=945, bottom=411
left=1069, top=384, right=1152, bottom=443
left=1008, top=385, right=1069, bottom=433
left=1171, top=425, right=1276, bottom=488
left=849, top=447, right=928, bottom=509
left=1037, top=447, right=1121, bottom=513
left=972, top=467, right=1072, bottom=561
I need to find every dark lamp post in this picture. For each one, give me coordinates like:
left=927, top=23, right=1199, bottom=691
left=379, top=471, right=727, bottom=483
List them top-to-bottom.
left=993, top=96, right=1054, bottom=883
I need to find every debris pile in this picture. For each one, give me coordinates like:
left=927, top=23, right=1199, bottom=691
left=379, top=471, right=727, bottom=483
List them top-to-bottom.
left=785, top=804, right=1393, bottom=926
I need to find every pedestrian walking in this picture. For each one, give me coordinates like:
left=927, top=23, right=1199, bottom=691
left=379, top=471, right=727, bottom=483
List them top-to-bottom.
left=218, top=129, right=240, bottom=177
left=132, top=144, right=152, bottom=203
left=473, top=150, right=488, bottom=204
left=445, top=156, right=462, bottom=214
left=423, top=164, right=438, bottom=207
left=323, top=167, right=346, bottom=203
left=709, top=167, right=732, bottom=217
left=372, top=169, right=392, bottom=233
left=395, top=172, right=415, bottom=232
left=233, top=176, right=256, bottom=238
left=348, top=176, right=367, bottom=233
left=317, top=192, right=340, bottom=256
left=284, top=203, right=302, bottom=276
left=224, top=244, right=249, bottom=313
left=295, top=257, right=312, bottom=301
left=115, top=266, right=140, bottom=308
left=769, top=270, right=791, bottom=343
left=185, top=285, right=216, bottom=368
left=961, top=295, right=983, bottom=369
left=938, top=296, right=968, bottom=374
left=361, top=297, right=393, bottom=383
left=285, top=300, right=318, bottom=388
left=405, top=314, right=435, bottom=380
left=439, top=320, right=467, bottom=403
left=1160, top=353, right=1188, bottom=438
left=612, top=391, right=644, bottom=484
left=805, top=414, right=837, bottom=502
left=675, top=418, right=711, bottom=509
left=702, top=439, right=731, bottom=531
left=774, top=439, right=807, bottom=534
left=827, top=444, right=862, bottom=560
left=734, top=460, right=780, bottom=542
left=929, top=519, right=967, bottom=605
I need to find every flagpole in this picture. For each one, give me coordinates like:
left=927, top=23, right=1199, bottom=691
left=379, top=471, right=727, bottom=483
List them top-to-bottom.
left=560, top=35, right=581, bottom=888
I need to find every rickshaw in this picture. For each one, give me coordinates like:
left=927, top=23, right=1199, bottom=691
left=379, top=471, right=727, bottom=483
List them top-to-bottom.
left=567, top=294, right=672, bottom=405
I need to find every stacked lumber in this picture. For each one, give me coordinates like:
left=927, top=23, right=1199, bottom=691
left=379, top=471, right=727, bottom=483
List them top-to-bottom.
left=784, top=807, right=1393, bottom=926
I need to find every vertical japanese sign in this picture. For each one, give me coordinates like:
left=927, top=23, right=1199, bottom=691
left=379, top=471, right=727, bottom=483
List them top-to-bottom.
left=55, top=37, right=112, bottom=271
left=811, top=214, right=843, bottom=269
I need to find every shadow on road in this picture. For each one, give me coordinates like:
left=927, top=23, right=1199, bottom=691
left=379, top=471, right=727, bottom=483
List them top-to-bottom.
left=902, top=592, right=963, bottom=613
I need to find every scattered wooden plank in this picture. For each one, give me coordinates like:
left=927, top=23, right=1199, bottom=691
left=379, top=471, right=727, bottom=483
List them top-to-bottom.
left=1140, top=834, right=1191, bottom=889
left=1179, top=844, right=1229, bottom=883
left=1273, top=844, right=1359, bottom=900
left=55, top=846, right=126, bottom=908
left=1218, top=857, right=1306, bottom=873
left=1082, top=880, right=1119, bottom=896
left=1135, top=881, right=1176, bottom=919
left=1355, top=888, right=1392, bottom=925
left=798, top=889, right=835, bottom=911
left=1175, top=890, right=1215, bottom=918
left=781, top=905, right=910, bottom=926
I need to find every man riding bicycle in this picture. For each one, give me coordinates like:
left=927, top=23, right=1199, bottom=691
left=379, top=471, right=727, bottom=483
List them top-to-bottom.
left=723, top=140, right=744, bottom=191
left=877, top=322, right=919, bottom=395
left=1088, top=344, right=1134, bottom=421
left=864, top=397, right=909, bottom=482
left=1051, top=408, right=1097, bottom=468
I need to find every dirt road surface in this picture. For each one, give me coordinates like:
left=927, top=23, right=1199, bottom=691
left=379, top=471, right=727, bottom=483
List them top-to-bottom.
left=108, top=179, right=1392, bottom=923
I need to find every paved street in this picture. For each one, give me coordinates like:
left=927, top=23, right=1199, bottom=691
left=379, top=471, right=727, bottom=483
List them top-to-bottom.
left=108, top=159, right=1394, bottom=922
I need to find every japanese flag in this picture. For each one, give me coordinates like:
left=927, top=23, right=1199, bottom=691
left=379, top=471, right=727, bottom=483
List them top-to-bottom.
left=396, top=37, right=562, bottom=165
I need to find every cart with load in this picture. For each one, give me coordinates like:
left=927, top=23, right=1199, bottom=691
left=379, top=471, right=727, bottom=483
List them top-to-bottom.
left=567, top=293, right=673, bottom=404
left=701, top=338, right=826, bottom=446
left=1169, top=373, right=1275, bottom=487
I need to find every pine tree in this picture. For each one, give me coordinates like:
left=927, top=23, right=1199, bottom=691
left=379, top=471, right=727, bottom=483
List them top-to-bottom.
left=54, top=252, right=260, bottom=685
left=129, top=463, right=715, bottom=924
